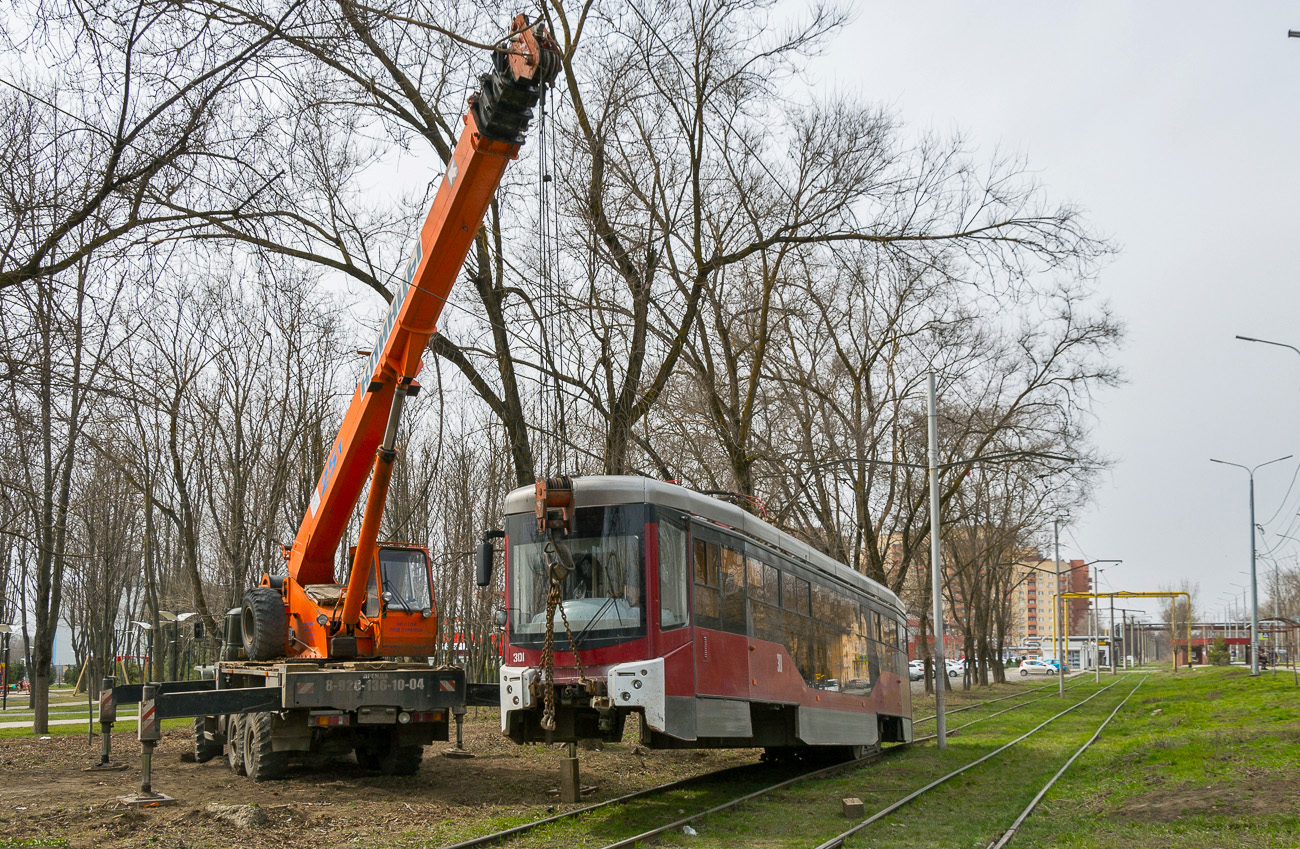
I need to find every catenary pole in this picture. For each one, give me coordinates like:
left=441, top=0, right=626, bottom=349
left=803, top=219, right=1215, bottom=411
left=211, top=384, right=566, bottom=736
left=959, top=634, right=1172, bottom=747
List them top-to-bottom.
left=927, top=371, right=947, bottom=748
left=1055, top=519, right=1065, bottom=698
left=1094, top=562, right=1101, bottom=684
left=1109, top=596, right=1116, bottom=674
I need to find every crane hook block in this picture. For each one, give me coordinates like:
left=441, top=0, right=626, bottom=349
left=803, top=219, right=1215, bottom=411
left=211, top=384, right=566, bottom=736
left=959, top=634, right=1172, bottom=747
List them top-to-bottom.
left=472, top=16, right=562, bottom=145
left=535, top=476, right=574, bottom=535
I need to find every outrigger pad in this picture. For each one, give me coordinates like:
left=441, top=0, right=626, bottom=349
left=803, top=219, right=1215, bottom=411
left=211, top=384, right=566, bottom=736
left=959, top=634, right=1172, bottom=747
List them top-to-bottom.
left=118, top=791, right=176, bottom=807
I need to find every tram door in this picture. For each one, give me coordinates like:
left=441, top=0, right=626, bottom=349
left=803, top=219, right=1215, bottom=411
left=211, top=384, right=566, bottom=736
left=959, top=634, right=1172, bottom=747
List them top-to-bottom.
left=692, top=536, right=750, bottom=699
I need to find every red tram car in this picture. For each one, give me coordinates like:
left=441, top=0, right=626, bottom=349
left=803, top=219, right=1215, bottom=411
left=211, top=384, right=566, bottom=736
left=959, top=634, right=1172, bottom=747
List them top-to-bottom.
left=494, top=476, right=912, bottom=758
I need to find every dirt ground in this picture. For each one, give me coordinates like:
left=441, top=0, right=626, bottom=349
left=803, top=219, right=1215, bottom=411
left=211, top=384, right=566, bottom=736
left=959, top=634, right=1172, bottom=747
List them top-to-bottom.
left=0, top=708, right=757, bottom=848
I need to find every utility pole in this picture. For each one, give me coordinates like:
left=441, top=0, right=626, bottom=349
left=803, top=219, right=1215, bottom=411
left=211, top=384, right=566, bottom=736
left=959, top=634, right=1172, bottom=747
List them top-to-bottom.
left=927, top=371, right=947, bottom=748
left=1212, top=454, right=1291, bottom=676
left=1055, top=518, right=1065, bottom=698
left=1094, top=562, right=1101, bottom=684
left=1109, top=596, right=1116, bottom=674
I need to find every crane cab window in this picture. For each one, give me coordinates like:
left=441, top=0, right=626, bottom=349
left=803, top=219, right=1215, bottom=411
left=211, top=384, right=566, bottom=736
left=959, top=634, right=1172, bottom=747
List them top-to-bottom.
left=378, top=549, right=434, bottom=612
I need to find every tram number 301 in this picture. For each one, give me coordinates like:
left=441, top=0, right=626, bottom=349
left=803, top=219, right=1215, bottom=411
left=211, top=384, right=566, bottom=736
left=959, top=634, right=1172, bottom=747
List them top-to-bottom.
left=511, top=652, right=525, bottom=664
left=323, top=677, right=428, bottom=693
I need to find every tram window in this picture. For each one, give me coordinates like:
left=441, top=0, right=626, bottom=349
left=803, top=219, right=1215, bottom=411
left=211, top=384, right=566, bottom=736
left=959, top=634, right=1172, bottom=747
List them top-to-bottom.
left=659, top=520, right=689, bottom=630
left=694, top=539, right=719, bottom=586
left=719, top=546, right=746, bottom=634
left=746, top=558, right=765, bottom=602
left=747, top=559, right=778, bottom=606
left=782, top=573, right=810, bottom=616
left=812, top=583, right=835, bottom=623
left=694, top=585, right=720, bottom=630
left=752, top=602, right=786, bottom=644
left=785, top=612, right=813, bottom=680
left=883, top=617, right=898, bottom=648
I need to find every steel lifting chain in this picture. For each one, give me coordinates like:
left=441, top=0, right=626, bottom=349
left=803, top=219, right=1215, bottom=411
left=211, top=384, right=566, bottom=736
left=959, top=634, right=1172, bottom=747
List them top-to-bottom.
left=539, top=534, right=589, bottom=732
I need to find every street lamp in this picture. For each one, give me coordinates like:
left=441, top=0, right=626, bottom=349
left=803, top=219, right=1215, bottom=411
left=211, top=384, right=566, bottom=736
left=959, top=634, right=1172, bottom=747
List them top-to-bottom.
left=1236, top=335, right=1300, bottom=361
left=1211, top=454, right=1293, bottom=675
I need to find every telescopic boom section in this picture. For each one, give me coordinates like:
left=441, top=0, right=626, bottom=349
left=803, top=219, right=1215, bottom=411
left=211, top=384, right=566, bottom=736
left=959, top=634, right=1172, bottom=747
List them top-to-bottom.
left=286, top=16, right=561, bottom=626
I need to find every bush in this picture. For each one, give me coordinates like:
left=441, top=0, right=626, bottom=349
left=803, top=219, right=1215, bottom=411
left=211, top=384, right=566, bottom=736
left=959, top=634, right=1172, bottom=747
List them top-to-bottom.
left=1207, top=636, right=1231, bottom=666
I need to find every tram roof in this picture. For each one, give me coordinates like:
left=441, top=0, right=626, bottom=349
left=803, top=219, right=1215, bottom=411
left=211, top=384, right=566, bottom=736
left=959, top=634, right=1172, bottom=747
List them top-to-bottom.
left=505, top=476, right=903, bottom=612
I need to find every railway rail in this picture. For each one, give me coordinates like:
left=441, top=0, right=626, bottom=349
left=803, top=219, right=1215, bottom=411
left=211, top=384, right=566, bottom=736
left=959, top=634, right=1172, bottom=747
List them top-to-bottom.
left=814, top=677, right=1144, bottom=849
left=440, top=681, right=1083, bottom=849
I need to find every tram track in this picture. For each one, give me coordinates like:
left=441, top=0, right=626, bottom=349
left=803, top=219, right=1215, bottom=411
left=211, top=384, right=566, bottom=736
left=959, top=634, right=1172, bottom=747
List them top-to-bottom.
left=914, top=675, right=1084, bottom=724
left=986, top=676, right=1147, bottom=849
left=814, top=677, right=1140, bottom=849
left=441, top=681, right=1100, bottom=849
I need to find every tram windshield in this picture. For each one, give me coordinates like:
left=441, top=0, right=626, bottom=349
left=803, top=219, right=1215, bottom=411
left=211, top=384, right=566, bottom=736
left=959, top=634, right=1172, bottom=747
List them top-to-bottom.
left=507, top=504, right=647, bottom=649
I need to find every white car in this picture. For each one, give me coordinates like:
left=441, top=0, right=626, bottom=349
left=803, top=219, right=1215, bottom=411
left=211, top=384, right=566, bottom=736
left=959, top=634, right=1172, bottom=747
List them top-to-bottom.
left=1019, top=659, right=1057, bottom=676
left=907, top=660, right=925, bottom=681
left=945, top=660, right=964, bottom=677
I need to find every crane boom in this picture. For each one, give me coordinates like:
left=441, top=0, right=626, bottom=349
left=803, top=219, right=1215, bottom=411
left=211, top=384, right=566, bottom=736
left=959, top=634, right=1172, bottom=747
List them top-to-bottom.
left=256, top=15, right=560, bottom=660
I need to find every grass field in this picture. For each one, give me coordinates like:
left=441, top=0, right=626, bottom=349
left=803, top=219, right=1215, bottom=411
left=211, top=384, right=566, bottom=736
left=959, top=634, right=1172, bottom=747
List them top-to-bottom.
left=612, top=667, right=1300, bottom=849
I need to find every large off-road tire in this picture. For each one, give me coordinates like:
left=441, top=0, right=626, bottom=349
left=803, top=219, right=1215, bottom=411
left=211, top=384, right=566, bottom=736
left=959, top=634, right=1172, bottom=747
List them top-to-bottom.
left=241, top=587, right=287, bottom=661
left=243, top=712, right=290, bottom=782
left=226, top=714, right=246, bottom=776
left=194, top=716, right=222, bottom=763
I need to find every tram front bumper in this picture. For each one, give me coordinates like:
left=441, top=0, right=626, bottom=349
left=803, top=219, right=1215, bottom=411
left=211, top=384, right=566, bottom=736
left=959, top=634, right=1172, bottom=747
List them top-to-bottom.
left=606, top=658, right=666, bottom=732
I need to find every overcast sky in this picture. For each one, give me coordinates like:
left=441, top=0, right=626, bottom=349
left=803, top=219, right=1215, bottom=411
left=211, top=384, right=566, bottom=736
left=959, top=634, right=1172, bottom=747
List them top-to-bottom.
left=817, top=4, right=1300, bottom=621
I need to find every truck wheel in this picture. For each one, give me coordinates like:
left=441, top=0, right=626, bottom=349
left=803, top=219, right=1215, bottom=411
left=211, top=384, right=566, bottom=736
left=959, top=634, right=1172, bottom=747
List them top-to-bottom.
left=241, top=587, right=287, bottom=661
left=243, top=712, right=289, bottom=782
left=227, top=715, right=246, bottom=776
left=194, top=716, right=222, bottom=763
left=356, top=729, right=422, bottom=776
left=355, top=740, right=382, bottom=771
left=380, top=744, right=423, bottom=776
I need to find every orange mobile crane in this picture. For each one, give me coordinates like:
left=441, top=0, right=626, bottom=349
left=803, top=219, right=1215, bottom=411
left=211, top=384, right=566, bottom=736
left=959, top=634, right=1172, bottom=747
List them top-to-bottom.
left=243, top=15, right=559, bottom=664
left=99, top=16, right=561, bottom=788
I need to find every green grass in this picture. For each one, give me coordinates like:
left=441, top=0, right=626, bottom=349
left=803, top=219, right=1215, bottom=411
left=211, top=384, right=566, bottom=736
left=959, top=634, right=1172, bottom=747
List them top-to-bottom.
left=448, top=669, right=1299, bottom=849
left=702, top=669, right=1299, bottom=849
left=0, top=716, right=189, bottom=740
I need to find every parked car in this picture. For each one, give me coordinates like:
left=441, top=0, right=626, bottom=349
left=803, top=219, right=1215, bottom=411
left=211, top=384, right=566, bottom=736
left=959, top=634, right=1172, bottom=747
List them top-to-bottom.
left=945, top=659, right=964, bottom=677
left=1019, top=659, right=1057, bottom=676
left=907, top=660, right=925, bottom=681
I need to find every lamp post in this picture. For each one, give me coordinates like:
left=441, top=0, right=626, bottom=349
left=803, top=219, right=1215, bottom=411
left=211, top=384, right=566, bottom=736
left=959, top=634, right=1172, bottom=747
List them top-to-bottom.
left=1211, top=454, right=1292, bottom=675
left=0, top=624, right=11, bottom=711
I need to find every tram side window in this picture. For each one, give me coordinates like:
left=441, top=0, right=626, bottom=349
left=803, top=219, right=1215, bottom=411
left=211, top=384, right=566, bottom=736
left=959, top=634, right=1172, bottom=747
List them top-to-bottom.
left=659, top=520, right=689, bottom=630
left=692, top=539, right=720, bottom=630
left=719, top=545, right=746, bottom=634
left=747, top=555, right=785, bottom=644
left=747, top=558, right=778, bottom=606
left=782, top=572, right=810, bottom=616
left=783, top=606, right=813, bottom=679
